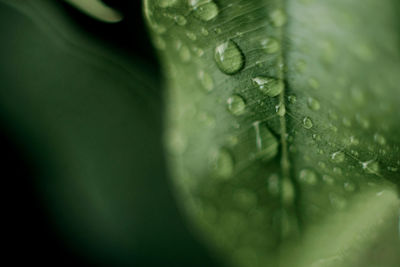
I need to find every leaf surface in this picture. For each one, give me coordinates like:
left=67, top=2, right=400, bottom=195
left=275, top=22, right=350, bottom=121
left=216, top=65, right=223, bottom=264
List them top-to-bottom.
left=144, top=0, right=400, bottom=266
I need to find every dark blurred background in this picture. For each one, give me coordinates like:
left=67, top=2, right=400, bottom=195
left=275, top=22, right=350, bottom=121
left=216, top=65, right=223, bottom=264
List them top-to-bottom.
left=0, top=0, right=219, bottom=266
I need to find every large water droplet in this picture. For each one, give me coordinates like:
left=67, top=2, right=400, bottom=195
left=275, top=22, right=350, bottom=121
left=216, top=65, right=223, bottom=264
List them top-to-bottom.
left=191, top=0, right=219, bottom=21
left=270, top=9, right=287, bottom=27
left=214, top=40, right=245, bottom=75
left=252, top=77, right=283, bottom=97
left=227, top=95, right=246, bottom=116
left=288, top=95, right=297, bottom=104
left=307, top=97, right=320, bottom=111
left=302, top=117, right=313, bottom=129
left=211, top=149, right=234, bottom=179
left=331, top=151, right=345, bottom=163
left=299, top=169, right=318, bottom=185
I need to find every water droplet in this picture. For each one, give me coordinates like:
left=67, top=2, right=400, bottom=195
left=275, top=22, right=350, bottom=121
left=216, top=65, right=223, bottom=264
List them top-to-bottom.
left=158, top=0, right=177, bottom=8
left=191, top=0, right=219, bottom=21
left=270, top=9, right=287, bottom=27
left=174, top=15, right=187, bottom=25
left=201, top=27, right=209, bottom=36
left=186, top=31, right=197, bottom=40
left=154, top=36, right=166, bottom=50
left=260, top=38, right=279, bottom=54
left=214, top=40, right=245, bottom=75
left=179, top=45, right=191, bottom=62
left=295, top=60, right=307, bottom=73
left=198, top=71, right=213, bottom=92
left=252, top=77, right=283, bottom=97
left=308, top=78, right=320, bottom=89
left=227, top=95, right=246, bottom=116
left=288, top=95, right=297, bottom=104
left=307, top=97, right=320, bottom=111
left=275, top=103, right=286, bottom=117
left=356, top=114, right=370, bottom=129
left=302, top=117, right=313, bottom=129
left=252, top=122, right=279, bottom=161
left=374, top=133, right=386, bottom=145
left=349, top=136, right=359, bottom=146
left=211, top=149, right=234, bottom=179
left=331, top=151, right=345, bottom=163
left=362, top=160, right=379, bottom=174
left=333, top=167, right=342, bottom=175
left=299, top=169, right=318, bottom=185
left=322, top=175, right=334, bottom=185
left=282, top=177, right=295, bottom=205
left=344, top=181, right=356, bottom=192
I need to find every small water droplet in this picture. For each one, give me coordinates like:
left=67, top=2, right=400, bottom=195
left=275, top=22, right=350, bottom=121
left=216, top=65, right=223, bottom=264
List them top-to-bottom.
left=158, top=0, right=177, bottom=8
left=191, top=0, right=219, bottom=21
left=270, top=9, right=287, bottom=27
left=174, top=15, right=187, bottom=25
left=201, top=27, right=209, bottom=36
left=186, top=31, right=197, bottom=40
left=154, top=36, right=166, bottom=50
left=260, top=38, right=279, bottom=54
left=214, top=40, right=245, bottom=75
left=179, top=45, right=191, bottom=62
left=295, top=59, right=307, bottom=73
left=198, top=71, right=214, bottom=92
left=252, top=77, right=283, bottom=97
left=308, top=78, right=320, bottom=89
left=227, top=95, right=246, bottom=116
left=288, top=95, right=297, bottom=104
left=307, top=97, right=320, bottom=111
left=275, top=103, right=286, bottom=117
left=356, top=114, right=370, bottom=129
left=302, top=117, right=313, bottom=129
left=252, top=122, right=279, bottom=161
left=374, top=133, right=386, bottom=145
left=349, top=136, right=359, bottom=146
left=211, top=148, right=234, bottom=179
left=331, top=151, right=345, bottom=163
left=362, top=160, right=379, bottom=174
left=333, top=167, right=342, bottom=175
left=299, top=169, right=318, bottom=185
left=322, top=175, right=334, bottom=185
left=282, top=177, right=295, bottom=205
left=344, top=181, right=356, bottom=192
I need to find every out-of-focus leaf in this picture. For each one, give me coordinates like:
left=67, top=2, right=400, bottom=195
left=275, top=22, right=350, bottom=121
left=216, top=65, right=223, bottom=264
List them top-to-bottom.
left=0, top=1, right=218, bottom=265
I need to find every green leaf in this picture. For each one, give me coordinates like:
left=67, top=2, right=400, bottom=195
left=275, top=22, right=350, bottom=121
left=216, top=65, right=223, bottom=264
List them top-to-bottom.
left=144, top=0, right=400, bottom=266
